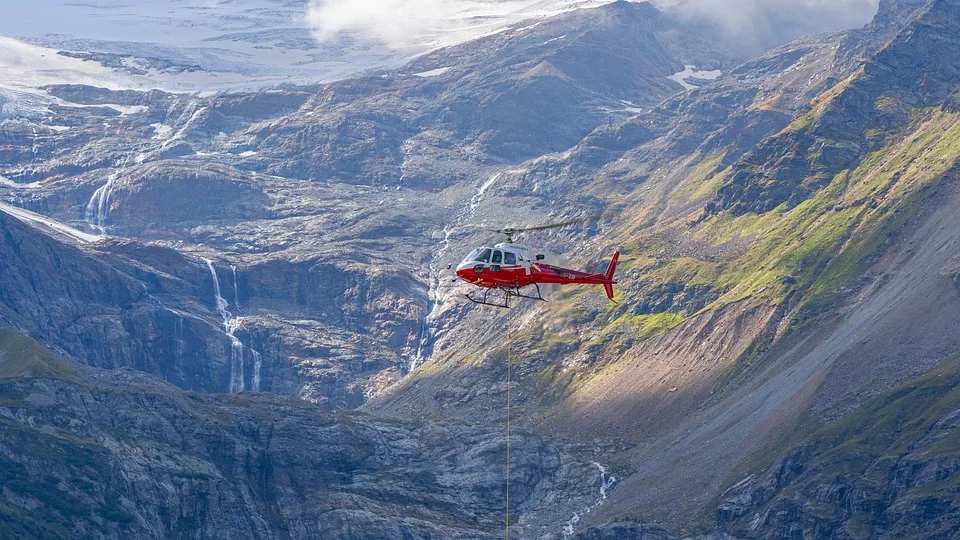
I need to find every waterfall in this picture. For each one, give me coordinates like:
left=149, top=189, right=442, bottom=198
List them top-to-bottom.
left=84, top=104, right=206, bottom=233
left=161, top=106, right=206, bottom=152
left=85, top=157, right=130, bottom=233
left=85, top=172, right=117, bottom=232
left=412, top=172, right=503, bottom=373
left=205, top=258, right=263, bottom=393
left=206, top=258, right=243, bottom=392
left=206, top=259, right=232, bottom=329
left=231, top=265, right=240, bottom=310
left=409, top=300, right=429, bottom=372
left=171, top=309, right=185, bottom=364
left=227, top=324, right=245, bottom=394
left=251, top=349, right=262, bottom=392
left=562, top=462, right=617, bottom=538
left=592, top=462, right=616, bottom=500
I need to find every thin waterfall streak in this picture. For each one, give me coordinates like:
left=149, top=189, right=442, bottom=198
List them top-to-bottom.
left=412, top=172, right=503, bottom=373
left=205, top=258, right=262, bottom=394
left=231, top=265, right=240, bottom=311
left=251, top=350, right=262, bottom=392
left=562, top=462, right=617, bottom=538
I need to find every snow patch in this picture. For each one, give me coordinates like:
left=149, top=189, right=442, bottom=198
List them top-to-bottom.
left=668, top=64, right=722, bottom=90
left=413, top=66, right=452, bottom=77
left=106, top=104, right=147, bottom=115
left=150, top=123, right=174, bottom=140
left=470, top=172, right=501, bottom=212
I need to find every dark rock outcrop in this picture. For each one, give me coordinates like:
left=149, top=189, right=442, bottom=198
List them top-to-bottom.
left=104, top=161, right=272, bottom=235
left=0, top=335, right=597, bottom=539
left=717, top=359, right=960, bottom=539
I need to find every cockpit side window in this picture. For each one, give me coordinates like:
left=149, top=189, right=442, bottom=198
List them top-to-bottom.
left=477, top=248, right=492, bottom=263
left=462, top=249, right=482, bottom=265
left=492, top=250, right=503, bottom=264
left=504, top=252, right=517, bottom=265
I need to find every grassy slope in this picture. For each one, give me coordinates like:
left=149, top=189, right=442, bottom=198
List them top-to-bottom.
left=531, top=96, right=960, bottom=398
left=0, top=330, right=75, bottom=380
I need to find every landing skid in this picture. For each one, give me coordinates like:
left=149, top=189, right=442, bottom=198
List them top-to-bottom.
left=464, top=283, right=546, bottom=309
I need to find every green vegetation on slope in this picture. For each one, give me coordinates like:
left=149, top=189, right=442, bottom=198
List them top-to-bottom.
left=530, top=104, right=960, bottom=403
left=601, top=108, right=960, bottom=339
left=702, top=109, right=960, bottom=319
left=610, top=312, right=686, bottom=340
left=0, top=330, right=75, bottom=380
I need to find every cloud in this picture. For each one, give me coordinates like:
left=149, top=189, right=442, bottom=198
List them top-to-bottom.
left=304, top=0, right=609, bottom=50
left=305, top=0, right=881, bottom=53
left=306, top=0, right=516, bottom=49
left=307, top=0, right=443, bottom=48
left=654, top=0, right=881, bottom=53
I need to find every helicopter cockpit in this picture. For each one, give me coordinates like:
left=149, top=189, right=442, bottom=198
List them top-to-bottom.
left=461, top=247, right=522, bottom=268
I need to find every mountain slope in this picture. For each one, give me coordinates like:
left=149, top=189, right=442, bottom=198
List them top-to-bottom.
left=0, top=0, right=740, bottom=409
left=1, top=0, right=959, bottom=538
left=369, top=0, right=960, bottom=534
left=716, top=355, right=960, bottom=539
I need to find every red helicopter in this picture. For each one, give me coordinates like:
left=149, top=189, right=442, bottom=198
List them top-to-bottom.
left=454, top=219, right=619, bottom=308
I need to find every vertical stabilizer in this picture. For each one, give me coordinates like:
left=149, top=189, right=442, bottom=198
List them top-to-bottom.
left=603, top=251, right=619, bottom=302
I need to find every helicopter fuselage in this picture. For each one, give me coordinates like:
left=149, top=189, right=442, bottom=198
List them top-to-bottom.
left=455, top=243, right=619, bottom=301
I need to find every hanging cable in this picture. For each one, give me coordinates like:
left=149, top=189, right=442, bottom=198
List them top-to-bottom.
left=505, top=330, right=512, bottom=539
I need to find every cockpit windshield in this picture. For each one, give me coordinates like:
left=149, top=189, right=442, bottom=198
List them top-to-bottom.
left=462, top=248, right=492, bottom=265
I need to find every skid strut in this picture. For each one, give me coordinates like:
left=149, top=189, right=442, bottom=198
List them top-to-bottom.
left=464, top=283, right=546, bottom=309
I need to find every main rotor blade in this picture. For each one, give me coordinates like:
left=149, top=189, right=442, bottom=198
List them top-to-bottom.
left=475, top=214, right=605, bottom=239
left=519, top=215, right=603, bottom=233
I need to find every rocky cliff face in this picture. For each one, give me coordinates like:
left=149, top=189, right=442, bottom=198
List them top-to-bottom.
left=2, top=0, right=960, bottom=538
left=706, top=0, right=960, bottom=216
left=0, top=207, right=422, bottom=407
left=0, top=329, right=613, bottom=539
left=716, top=357, right=960, bottom=539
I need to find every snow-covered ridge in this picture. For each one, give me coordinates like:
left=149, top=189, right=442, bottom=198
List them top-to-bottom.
left=0, top=0, right=618, bottom=92
left=308, top=0, right=615, bottom=50
left=0, top=37, right=133, bottom=92
left=0, top=201, right=102, bottom=244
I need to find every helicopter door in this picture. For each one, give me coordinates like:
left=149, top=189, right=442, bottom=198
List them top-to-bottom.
left=490, top=250, right=503, bottom=272
left=516, top=252, right=533, bottom=275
